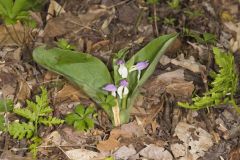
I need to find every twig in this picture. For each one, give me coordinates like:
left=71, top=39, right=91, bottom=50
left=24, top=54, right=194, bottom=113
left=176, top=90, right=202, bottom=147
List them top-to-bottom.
left=106, top=0, right=133, bottom=9
left=152, top=3, right=159, bottom=36
left=10, top=144, right=98, bottom=152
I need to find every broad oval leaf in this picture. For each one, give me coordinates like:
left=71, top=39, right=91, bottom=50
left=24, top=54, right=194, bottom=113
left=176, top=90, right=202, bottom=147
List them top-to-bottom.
left=126, top=33, right=178, bottom=106
left=33, top=46, right=113, bottom=100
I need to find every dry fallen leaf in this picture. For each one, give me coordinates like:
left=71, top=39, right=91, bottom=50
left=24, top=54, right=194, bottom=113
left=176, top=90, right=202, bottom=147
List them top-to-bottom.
left=47, top=0, right=66, bottom=20
left=44, top=6, right=110, bottom=38
left=224, top=22, right=240, bottom=52
left=0, top=23, right=28, bottom=46
left=171, top=54, right=206, bottom=73
left=145, top=69, right=194, bottom=99
left=16, top=80, right=31, bottom=101
left=166, top=81, right=194, bottom=98
left=56, top=84, right=89, bottom=103
left=172, top=122, right=213, bottom=160
left=97, top=137, right=120, bottom=152
left=139, top=144, right=173, bottom=160
left=114, top=145, right=137, bottom=160
left=65, top=149, right=99, bottom=160
left=0, top=151, right=32, bottom=160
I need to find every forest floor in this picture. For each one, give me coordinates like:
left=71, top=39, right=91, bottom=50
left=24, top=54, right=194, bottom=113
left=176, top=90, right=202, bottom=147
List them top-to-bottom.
left=0, top=0, right=240, bottom=160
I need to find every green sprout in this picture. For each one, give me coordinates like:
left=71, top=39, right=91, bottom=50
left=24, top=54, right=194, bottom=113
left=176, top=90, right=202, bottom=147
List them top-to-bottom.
left=167, top=0, right=180, bottom=9
left=163, top=17, right=176, bottom=26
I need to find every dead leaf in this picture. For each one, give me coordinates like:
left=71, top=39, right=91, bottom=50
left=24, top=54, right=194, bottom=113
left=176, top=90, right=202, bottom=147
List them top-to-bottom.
left=47, top=0, right=66, bottom=20
left=44, top=6, right=110, bottom=38
left=224, top=22, right=240, bottom=52
left=0, top=23, right=28, bottom=46
left=171, top=54, right=206, bottom=73
left=159, top=55, right=171, bottom=65
left=156, top=69, right=185, bottom=84
left=44, top=71, right=59, bottom=81
left=16, top=80, right=31, bottom=101
left=166, top=81, right=194, bottom=98
left=56, top=84, right=88, bottom=103
left=120, top=121, right=145, bottom=137
left=172, top=122, right=213, bottom=160
left=42, top=131, right=63, bottom=146
left=97, top=137, right=120, bottom=152
left=170, top=143, right=186, bottom=158
left=139, top=144, right=173, bottom=160
left=114, top=145, right=137, bottom=160
left=229, top=147, right=240, bottom=160
left=65, top=149, right=99, bottom=160
left=0, top=150, right=32, bottom=160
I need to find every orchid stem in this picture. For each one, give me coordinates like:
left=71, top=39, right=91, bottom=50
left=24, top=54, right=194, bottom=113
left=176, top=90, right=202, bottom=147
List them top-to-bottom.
left=122, top=97, right=127, bottom=110
left=112, top=99, right=121, bottom=126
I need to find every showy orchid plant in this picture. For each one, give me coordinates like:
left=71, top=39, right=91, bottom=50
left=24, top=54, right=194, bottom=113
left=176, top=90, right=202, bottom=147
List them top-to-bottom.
left=33, top=34, right=178, bottom=126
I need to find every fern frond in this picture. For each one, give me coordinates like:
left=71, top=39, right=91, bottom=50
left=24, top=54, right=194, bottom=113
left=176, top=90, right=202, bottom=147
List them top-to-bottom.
left=178, top=47, right=239, bottom=111
left=13, top=108, right=36, bottom=121
left=39, top=117, right=64, bottom=126
left=9, top=122, right=34, bottom=140
left=29, top=136, right=42, bottom=158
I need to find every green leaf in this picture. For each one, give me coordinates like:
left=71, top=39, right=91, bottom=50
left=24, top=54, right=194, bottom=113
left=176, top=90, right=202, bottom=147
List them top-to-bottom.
left=0, top=0, right=13, bottom=15
left=12, top=0, right=29, bottom=17
left=126, top=33, right=178, bottom=106
left=33, top=46, right=113, bottom=100
left=0, top=99, right=13, bottom=112
left=65, top=105, right=95, bottom=131
left=75, top=105, right=85, bottom=117
left=85, top=107, right=94, bottom=116
left=14, top=108, right=36, bottom=121
left=65, top=113, right=80, bottom=125
left=0, top=116, right=5, bottom=131
left=39, top=117, right=64, bottom=126
left=84, top=117, right=94, bottom=129
left=74, top=120, right=86, bottom=131
left=9, top=122, right=34, bottom=140
left=29, top=136, right=42, bottom=158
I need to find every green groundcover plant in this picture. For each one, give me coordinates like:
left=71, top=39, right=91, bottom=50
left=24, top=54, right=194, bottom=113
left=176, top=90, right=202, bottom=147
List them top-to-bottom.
left=0, top=0, right=45, bottom=25
left=33, top=33, right=178, bottom=126
left=178, top=47, right=240, bottom=112
left=8, top=87, right=64, bottom=158
left=0, top=99, right=13, bottom=131
left=65, top=104, right=95, bottom=131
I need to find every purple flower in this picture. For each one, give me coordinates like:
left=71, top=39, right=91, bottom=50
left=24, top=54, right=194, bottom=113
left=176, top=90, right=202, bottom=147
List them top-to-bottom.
left=116, top=59, right=125, bottom=65
left=129, top=61, right=149, bottom=81
left=136, top=61, right=149, bottom=71
left=119, top=79, right=128, bottom=87
left=103, top=84, right=117, bottom=92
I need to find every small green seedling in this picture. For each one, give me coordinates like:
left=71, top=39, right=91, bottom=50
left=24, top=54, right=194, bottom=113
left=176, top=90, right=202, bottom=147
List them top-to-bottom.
left=0, top=0, right=45, bottom=26
left=146, top=0, right=160, bottom=4
left=167, top=0, right=180, bottom=9
left=184, top=9, right=203, bottom=19
left=148, top=16, right=160, bottom=23
left=163, top=17, right=176, bottom=26
left=183, top=28, right=217, bottom=44
left=56, top=39, right=76, bottom=50
left=178, top=47, right=239, bottom=112
left=8, top=87, right=64, bottom=158
left=0, top=99, right=13, bottom=131
left=65, top=105, right=95, bottom=131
